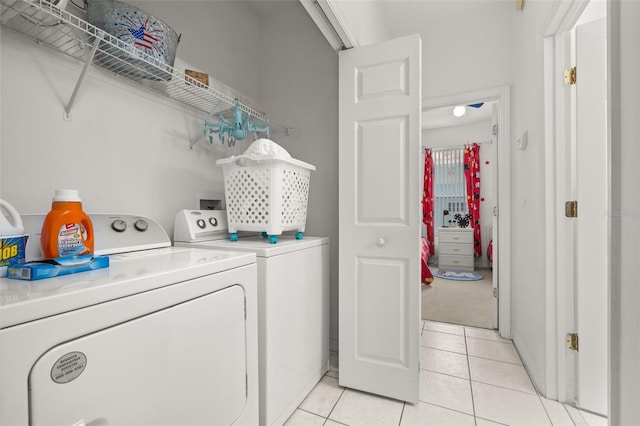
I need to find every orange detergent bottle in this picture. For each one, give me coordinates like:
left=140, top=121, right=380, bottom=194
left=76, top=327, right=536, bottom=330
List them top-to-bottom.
left=40, top=189, right=94, bottom=261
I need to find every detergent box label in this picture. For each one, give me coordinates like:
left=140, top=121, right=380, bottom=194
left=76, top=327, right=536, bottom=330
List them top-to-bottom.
left=0, top=235, right=28, bottom=276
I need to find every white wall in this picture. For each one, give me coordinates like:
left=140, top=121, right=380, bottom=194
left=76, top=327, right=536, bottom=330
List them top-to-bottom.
left=508, top=0, right=560, bottom=396
left=418, top=4, right=513, bottom=100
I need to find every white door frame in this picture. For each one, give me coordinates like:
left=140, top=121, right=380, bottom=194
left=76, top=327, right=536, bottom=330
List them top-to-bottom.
left=542, top=0, right=598, bottom=404
left=423, top=85, right=511, bottom=338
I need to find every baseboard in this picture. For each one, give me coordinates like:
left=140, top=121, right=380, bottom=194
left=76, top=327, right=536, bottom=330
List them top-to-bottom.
left=513, top=331, right=547, bottom=396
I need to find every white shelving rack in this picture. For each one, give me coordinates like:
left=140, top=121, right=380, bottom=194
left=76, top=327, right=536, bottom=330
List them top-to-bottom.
left=0, top=0, right=267, bottom=124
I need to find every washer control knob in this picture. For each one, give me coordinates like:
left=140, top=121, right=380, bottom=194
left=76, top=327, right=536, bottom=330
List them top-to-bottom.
left=209, top=217, right=218, bottom=227
left=111, top=219, right=127, bottom=233
left=134, top=219, right=148, bottom=232
left=197, top=219, right=206, bottom=229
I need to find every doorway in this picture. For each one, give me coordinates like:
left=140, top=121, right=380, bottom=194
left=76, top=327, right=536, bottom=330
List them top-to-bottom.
left=422, top=86, right=511, bottom=337
left=421, top=100, right=497, bottom=329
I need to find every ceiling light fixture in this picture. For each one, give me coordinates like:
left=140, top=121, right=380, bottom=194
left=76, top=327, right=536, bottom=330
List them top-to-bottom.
left=453, top=106, right=466, bottom=117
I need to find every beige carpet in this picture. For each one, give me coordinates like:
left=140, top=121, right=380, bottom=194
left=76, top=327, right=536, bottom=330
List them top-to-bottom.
left=422, top=268, right=493, bottom=329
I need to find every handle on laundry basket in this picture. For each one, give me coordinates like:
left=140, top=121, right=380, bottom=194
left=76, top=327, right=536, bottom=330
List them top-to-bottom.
left=216, top=154, right=316, bottom=171
left=234, top=156, right=253, bottom=167
left=72, top=418, right=108, bottom=426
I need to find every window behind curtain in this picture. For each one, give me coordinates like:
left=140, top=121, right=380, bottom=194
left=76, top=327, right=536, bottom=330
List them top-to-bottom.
left=433, top=148, right=468, bottom=228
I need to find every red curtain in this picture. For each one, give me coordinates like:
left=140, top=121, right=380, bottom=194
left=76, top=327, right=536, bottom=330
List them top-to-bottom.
left=464, top=143, right=482, bottom=257
left=422, top=149, right=435, bottom=255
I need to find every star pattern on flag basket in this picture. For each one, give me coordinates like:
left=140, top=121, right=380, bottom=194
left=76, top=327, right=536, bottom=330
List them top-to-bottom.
left=128, top=25, right=160, bottom=50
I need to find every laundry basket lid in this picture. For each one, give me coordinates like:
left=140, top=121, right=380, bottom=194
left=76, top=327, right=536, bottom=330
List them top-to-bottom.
left=216, top=138, right=315, bottom=171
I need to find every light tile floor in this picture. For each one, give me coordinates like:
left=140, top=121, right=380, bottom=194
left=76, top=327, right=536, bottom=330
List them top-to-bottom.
left=285, top=320, right=608, bottom=426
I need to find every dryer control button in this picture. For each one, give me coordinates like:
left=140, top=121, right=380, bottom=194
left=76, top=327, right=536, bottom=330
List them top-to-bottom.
left=209, top=217, right=218, bottom=227
left=111, top=219, right=127, bottom=232
left=134, top=219, right=148, bottom=232
left=197, top=219, right=206, bottom=229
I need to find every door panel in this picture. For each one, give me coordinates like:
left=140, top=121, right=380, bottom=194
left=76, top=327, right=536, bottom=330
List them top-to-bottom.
left=575, top=17, right=607, bottom=416
left=339, top=34, right=421, bottom=403
left=357, top=116, right=409, bottom=222
left=356, top=257, right=409, bottom=365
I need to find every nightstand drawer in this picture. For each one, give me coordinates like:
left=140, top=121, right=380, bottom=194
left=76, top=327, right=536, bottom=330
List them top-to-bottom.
left=439, top=229, right=473, bottom=244
left=439, top=242, right=474, bottom=256
left=439, top=254, right=474, bottom=271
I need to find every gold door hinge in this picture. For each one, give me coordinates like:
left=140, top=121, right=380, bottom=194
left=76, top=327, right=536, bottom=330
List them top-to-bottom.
left=564, top=66, right=577, bottom=85
left=492, top=124, right=498, bottom=136
left=565, top=200, right=578, bottom=218
left=493, top=206, right=498, bottom=217
left=493, top=288, right=499, bottom=298
left=566, top=333, right=579, bottom=351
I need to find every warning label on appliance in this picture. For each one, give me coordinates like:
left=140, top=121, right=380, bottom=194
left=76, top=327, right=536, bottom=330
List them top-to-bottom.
left=51, top=352, right=87, bottom=384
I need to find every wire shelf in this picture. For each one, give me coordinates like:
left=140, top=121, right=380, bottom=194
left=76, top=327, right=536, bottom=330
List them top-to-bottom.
left=0, top=0, right=266, bottom=120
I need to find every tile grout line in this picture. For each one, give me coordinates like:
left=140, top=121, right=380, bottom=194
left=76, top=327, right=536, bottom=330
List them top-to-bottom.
left=463, top=327, right=478, bottom=424
left=466, top=335, right=517, bottom=345
left=421, top=343, right=468, bottom=357
left=420, top=366, right=469, bottom=381
left=469, top=378, right=541, bottom=396
left=322, top=383, right=347, bottom=425
left=536, top=391, right=560, bottom=426
left=417, top=400, right=479, bottom=420
left=398, top=402, right=406, bottom=426
left=561, top=403, right=579, bottom=426
left=294, top=407, right=330, bottom=424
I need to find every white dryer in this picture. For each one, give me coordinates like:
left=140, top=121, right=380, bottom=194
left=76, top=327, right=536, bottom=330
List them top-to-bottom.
left=174, top=210, right=329, bottom=426
left=0, top=213, right=259, bottom=426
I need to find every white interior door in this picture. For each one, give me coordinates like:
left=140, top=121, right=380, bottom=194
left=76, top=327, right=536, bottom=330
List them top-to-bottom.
left=575, top=17, right=608, bottom=416
left=338, top=34, right=421, bottom=403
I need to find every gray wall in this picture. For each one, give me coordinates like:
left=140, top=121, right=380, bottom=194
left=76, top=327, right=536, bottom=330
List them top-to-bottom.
left=256, top=4, right=340, bottom=351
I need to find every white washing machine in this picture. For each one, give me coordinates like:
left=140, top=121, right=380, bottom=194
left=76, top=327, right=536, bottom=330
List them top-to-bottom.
left=174, top=210, right=329, bottom=426
left=0, top=213, right=259, bottom=426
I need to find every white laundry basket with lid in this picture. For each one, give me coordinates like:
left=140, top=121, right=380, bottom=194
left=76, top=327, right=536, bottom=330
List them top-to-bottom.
left=216, top=139, right=315, bottom=243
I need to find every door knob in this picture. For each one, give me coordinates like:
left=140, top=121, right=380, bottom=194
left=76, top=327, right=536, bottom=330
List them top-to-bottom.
left=376, top=238, right=386, bottom=247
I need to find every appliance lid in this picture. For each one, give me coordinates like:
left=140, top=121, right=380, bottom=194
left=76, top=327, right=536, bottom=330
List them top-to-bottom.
left=176, top=235, right=329, bottom=257
left=0, top=246, right=256, bottom=329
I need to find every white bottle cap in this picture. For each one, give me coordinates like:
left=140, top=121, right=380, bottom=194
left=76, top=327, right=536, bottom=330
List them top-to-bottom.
left=53, top=189, right=82, bottom=202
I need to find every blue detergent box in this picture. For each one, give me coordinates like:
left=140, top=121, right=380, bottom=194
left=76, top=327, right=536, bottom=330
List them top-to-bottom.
left=0, top=235, right=28, bottom=277
left=7, top=255, right=109, bottom=281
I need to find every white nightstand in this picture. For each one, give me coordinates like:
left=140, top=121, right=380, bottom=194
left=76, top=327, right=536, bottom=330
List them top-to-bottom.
left=438, top=227, right=474, bottom=272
